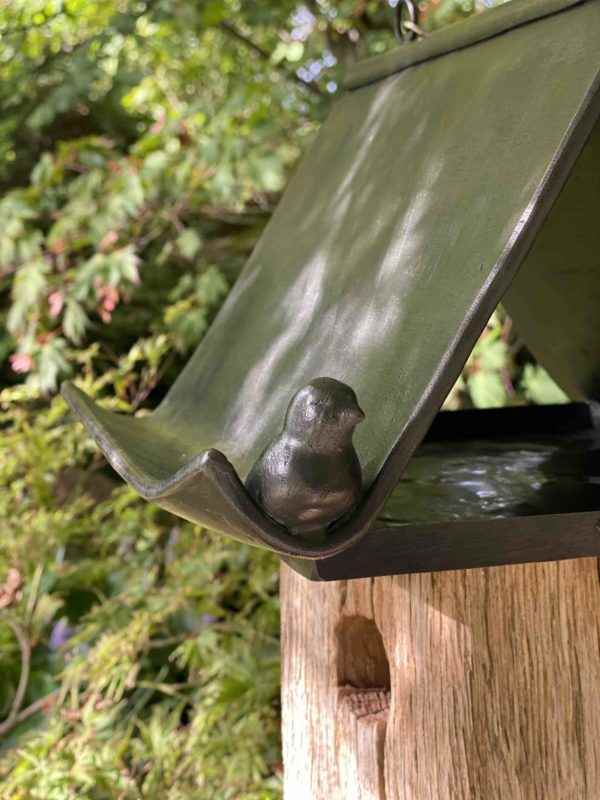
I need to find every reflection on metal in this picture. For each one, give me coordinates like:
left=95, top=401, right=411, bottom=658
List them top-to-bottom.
left=62, top=0, right=600, bottom=577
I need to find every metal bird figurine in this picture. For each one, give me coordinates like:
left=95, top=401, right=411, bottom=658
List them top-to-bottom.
left=245, top=378, right=365, bottom=536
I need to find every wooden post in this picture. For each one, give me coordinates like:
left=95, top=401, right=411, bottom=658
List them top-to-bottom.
left=281, top=558, right=600, bottom=799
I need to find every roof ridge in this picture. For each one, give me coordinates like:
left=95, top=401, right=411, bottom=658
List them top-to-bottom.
left=345, top=0, right=591, bottom=90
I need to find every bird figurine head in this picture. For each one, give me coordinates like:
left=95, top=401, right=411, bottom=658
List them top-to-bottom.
left=284, top=377, right=365, bottom=449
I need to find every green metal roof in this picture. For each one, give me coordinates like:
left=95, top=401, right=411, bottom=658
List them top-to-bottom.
left=63, top=0, right=600, bottom=558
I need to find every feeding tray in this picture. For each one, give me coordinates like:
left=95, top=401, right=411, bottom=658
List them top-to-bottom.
left=63, top=0, right=600, bottom=578
left=287, top=402, right=600, bottom=580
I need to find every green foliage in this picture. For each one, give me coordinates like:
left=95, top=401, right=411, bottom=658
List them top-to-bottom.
left=0, top=0, right=567, bottom=796
left=418, top=0, right=511, bottom=33
left=0, top=3, right=402, bottom=795
left=443, top=309, right=568, bottom=410
left=520, top=363, right=569, bottom=405
left=0, top=384, right=281, bottom=799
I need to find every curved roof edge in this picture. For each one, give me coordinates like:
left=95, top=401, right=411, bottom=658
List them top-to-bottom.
left=345, top=0, right=588, bottom=90
left=60, top=2, right=600, bottom=561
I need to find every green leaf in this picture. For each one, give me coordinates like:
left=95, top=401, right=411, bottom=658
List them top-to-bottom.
left=201, top=0, right=228, bottom=25
left=142, top=150, right=169, bottom=177
left=31, top=153, right=55, bottom=187
left=175, top=228, right=202, bottom=260
left=112, top=246, right=140, bottom=285
left=7, top=258, right=49, bottom=335
left=63, top=300, right=89, bottom=344
left=35, top=338, right=71, bottom=392
left=477, top=338, right=508, bottom=372
left=521, top=364, right=569, bottom=405
left=467, top=370, right=509, bottom=408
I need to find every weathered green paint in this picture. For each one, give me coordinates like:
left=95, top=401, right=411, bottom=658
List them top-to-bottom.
left=63, top=0, right=600, bottom=559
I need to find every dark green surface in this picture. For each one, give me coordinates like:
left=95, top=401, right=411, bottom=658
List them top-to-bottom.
left=63, top=0, right=600, bottom=558
left=505, top=122, right=600, bottom=399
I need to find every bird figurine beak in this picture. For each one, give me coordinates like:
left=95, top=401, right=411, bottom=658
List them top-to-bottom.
left=351, top=406, right=365, bottom=424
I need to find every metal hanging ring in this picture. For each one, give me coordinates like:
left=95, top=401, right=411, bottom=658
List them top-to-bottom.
left=393, top=0, right=418, bottom=43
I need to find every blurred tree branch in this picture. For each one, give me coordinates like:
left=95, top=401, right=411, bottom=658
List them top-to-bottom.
left=218, top=21, right=325, bottom=98
left=0, top=617, right=31, bottom=738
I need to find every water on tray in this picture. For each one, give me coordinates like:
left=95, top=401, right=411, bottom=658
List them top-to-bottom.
left=379, top=433, right=600, bottom=525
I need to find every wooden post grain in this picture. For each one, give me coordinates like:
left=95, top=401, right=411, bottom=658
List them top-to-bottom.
left=281, top=558, right=600, bottom=799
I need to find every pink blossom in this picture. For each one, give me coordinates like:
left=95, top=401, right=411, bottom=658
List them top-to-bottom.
left=150, top=112, right=165, bottom=134
left=99, top=230, right=119, bottom=252
left=96, top=283, right=120, bottom=323
left=48, top=290, right=64, bottom=318
left=10, top=353, right=34, bottom=374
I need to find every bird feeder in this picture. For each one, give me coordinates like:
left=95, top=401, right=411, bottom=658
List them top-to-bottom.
left=63, top=0, right=600, bottom=581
